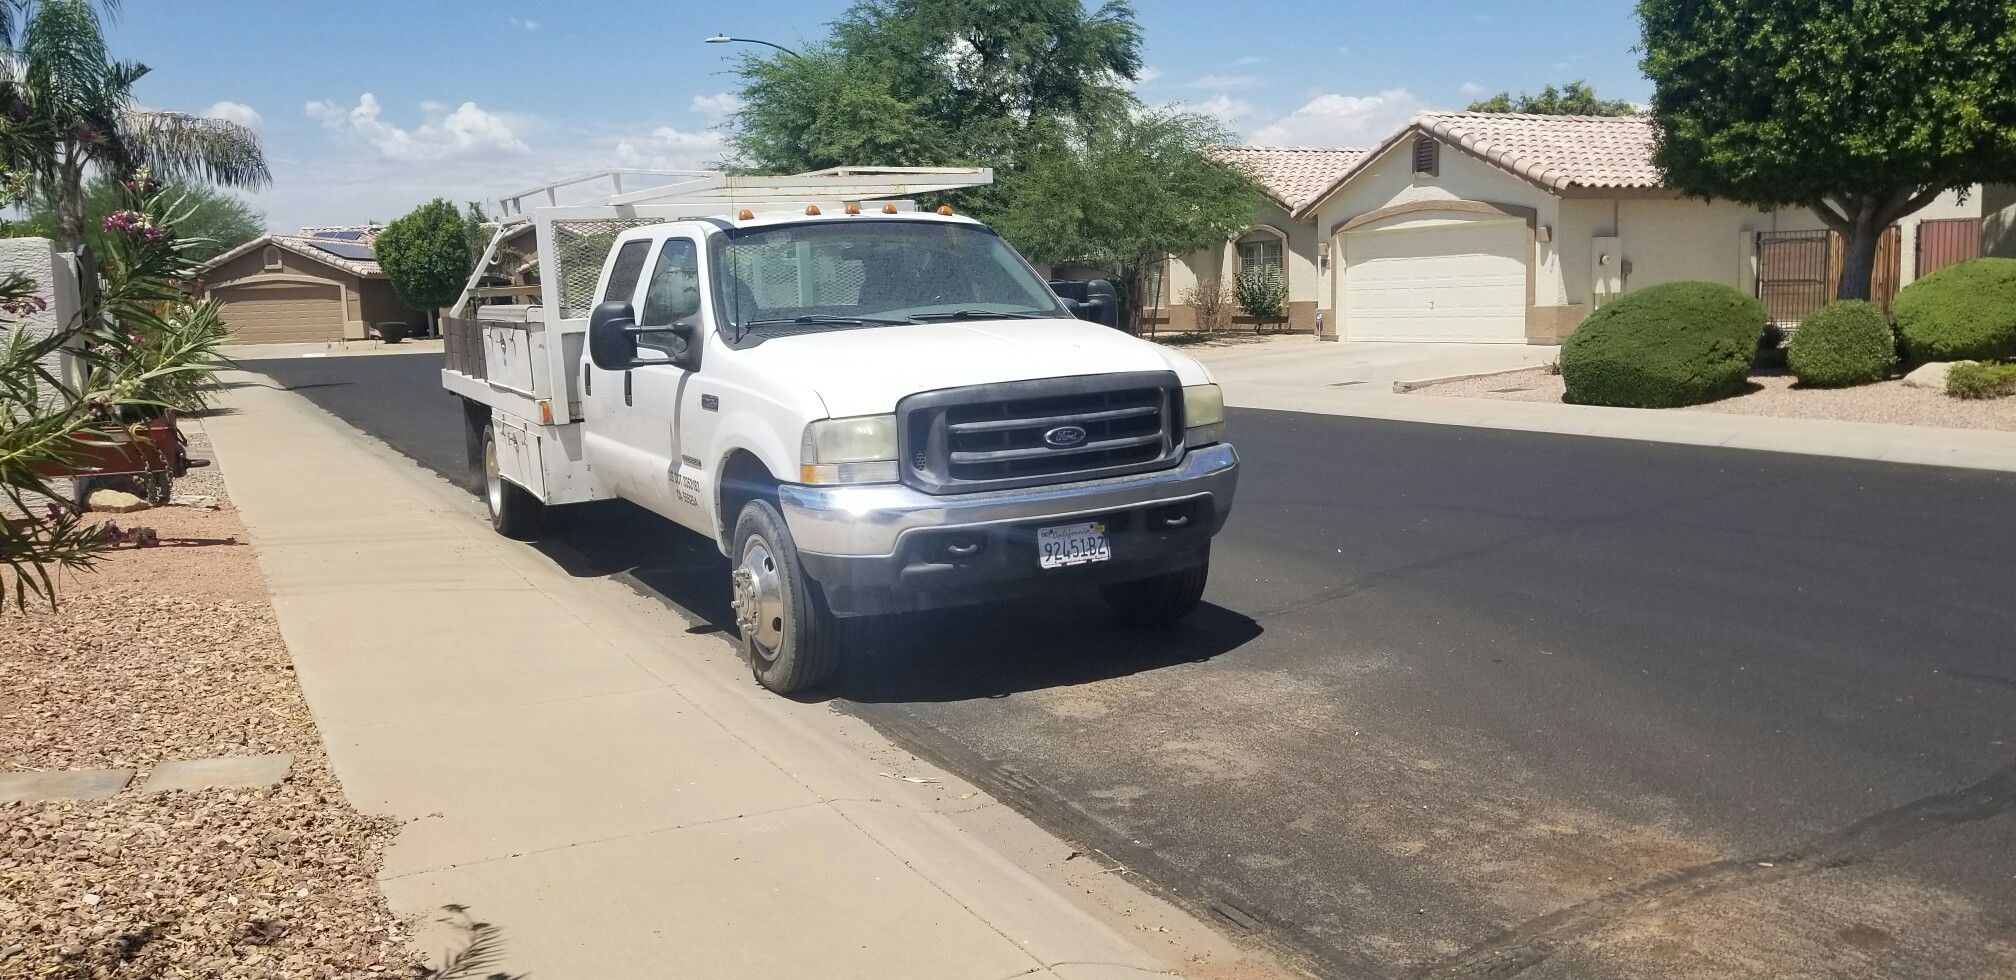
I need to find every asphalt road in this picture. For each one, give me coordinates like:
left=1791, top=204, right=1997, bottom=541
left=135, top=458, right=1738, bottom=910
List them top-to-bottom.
left=236, top=350, right=2016, bottom=979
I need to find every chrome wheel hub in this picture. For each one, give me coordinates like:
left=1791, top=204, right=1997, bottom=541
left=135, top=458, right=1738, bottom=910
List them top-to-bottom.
left=483, top=434, right=503, bottom=516
left=732, top=538, right=785, bottom=658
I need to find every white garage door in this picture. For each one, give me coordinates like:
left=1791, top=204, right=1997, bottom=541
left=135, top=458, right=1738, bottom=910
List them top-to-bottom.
left=1344, top=219, right=1527, bottom=343
left=215, top=281, right=345, bottom=344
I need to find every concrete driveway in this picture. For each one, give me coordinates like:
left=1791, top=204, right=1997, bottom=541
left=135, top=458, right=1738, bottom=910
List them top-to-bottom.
left=1183, top=335, right=1552, bottom=395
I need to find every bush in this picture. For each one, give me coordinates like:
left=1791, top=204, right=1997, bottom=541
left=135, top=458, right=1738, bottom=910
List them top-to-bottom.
left=1893, top=257, right=2016, bottom=363
left=1233, top=269, right=1286, bottom=320
left=1560, top=281, right=1766, bottom=407
left=1786, top=300, right=1895, bottom=387
left=1947, top=361, right=2016, bottom=400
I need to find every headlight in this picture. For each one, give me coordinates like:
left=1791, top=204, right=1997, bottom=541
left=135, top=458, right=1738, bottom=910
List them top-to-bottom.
left=1183, top=383, right=1226, bottom=448
left=800, top=414, right=898, bottom=484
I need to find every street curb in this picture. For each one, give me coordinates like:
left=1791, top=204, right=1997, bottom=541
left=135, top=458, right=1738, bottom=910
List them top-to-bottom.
left=1391, top=365, right=1544, bottom=394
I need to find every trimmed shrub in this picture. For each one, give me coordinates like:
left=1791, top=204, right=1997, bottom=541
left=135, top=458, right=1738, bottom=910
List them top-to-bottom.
left=1893, top=257, right=2016, bottom=363
left=1560, top=281, right=1766, bottom=408
left=1787, top=300, right=1895, bottom=387
left=1947, top=361, right=2016, bottom=400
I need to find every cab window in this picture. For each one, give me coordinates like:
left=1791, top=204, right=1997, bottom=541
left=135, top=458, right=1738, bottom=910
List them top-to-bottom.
left=639, top=238, right=702, bottom=327
left=603, top=240, right=651, bottom=303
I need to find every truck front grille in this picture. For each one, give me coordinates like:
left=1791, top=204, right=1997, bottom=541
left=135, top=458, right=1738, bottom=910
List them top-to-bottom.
left=899, top=372, right=1184, bottom=494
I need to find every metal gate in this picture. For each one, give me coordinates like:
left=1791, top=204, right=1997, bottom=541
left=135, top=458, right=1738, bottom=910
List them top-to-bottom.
left=1915, top=217, right=1981, bottom=278
left=1756, top=227, right=1900, bottom=326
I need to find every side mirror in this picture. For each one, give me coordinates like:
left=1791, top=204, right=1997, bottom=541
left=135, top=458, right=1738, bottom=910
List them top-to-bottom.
left=1078, top=279, right=1121, bottom=330
left=588, top=300, right=641, bottom=370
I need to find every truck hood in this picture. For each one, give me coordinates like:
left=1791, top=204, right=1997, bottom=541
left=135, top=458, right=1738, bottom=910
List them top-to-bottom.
left=734, top=318, right=1212, bottom=418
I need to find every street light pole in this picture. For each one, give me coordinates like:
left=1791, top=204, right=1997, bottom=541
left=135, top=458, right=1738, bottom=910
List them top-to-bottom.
left=704, top=34, right=803, bottom=58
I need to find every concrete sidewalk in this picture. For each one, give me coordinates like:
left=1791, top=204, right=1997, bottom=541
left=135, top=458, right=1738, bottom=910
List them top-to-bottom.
left=202, top=374, right=1275, bottom=979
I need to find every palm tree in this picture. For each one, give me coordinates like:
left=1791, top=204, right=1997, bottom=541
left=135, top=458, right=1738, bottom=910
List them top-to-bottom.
left=3, top=0, right=268, bottom=251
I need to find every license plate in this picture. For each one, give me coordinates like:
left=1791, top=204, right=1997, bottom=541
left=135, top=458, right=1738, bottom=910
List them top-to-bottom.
left=1037, top=521, right=1110, bottom=569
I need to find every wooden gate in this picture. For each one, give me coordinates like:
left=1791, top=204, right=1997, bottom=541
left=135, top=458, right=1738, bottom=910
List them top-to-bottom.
left=1915, top=217, right=1981, bottom=278
left=1756, top=227, right=1900, bottom=326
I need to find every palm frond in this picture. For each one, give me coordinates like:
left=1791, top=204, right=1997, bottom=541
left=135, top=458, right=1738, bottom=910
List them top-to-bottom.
left=118, top=110, right=268, bottom=188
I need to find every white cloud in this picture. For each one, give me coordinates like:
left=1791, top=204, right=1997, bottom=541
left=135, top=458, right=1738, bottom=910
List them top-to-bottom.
left=509, top=16, right=538, bottom=30
left=1223, top=56, right=1264, bottom=68
left=1124, top=66, right=1163, bottom=91
left=1177, top=73, right=1260, bottom=91
left=1460, top=82, right=1488, bottom=97
left=1247, top=89, right=1427, bottom=147
left=690, top=92, right=741, bottom=123
left=306, top=93, right=529, bottom=162
left=1191, top=94, right=1254, bottom=127
left=202, top=100, right=261, bottom=129
left=612, top=125, right=726, bottom=170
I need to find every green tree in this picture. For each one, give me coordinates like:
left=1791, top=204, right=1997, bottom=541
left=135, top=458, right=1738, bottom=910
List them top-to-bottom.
left=9, top=0, right=269, bottom=251
left=728, top=0, right=1144, bottom=221
left=1639, top=0, right=2016, bottom=301
left=1467, top=80, right=1637, bottom=116
left=991, top=110, right=1262, bottom=332
left=8, top=174, right=262, bottom=261
left=375, top=198, right=471, bottom=333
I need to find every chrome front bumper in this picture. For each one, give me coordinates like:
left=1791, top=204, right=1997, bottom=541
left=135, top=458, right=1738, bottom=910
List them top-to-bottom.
left=778, top=442, right=1240, bottom=558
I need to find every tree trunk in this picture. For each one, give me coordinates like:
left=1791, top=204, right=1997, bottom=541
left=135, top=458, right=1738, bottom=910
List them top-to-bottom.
left=54, top=143, right=84, bottom=254
left=1836, top=217, right=1881, bottom=302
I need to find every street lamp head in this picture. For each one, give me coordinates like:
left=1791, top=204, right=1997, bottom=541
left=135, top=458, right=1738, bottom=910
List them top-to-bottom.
left=704, top=35, right=731, bottom=44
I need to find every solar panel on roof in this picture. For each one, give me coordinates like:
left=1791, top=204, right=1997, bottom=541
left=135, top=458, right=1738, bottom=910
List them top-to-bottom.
left=312, top=230, right=365, bottom=241
left=312, top=241, right=375, bottom=261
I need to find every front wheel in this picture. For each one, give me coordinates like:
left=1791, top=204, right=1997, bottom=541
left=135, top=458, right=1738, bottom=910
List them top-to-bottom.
left=481, top=421, right=545, bottom=540
left=731, top=499, right=841, bottom=695
left=1101, top=559, right=1210, bottom=628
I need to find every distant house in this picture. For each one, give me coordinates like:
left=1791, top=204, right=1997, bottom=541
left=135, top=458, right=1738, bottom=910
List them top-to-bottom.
left=1293, top=113, right=1981, bottom=343
left=1146, top=146, right=1366, bottom=335
left=197, top=227, right=426, bottom=344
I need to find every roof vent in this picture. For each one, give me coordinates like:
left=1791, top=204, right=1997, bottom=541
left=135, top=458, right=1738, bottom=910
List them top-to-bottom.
left=1412, top=137, right=1439, bottom=177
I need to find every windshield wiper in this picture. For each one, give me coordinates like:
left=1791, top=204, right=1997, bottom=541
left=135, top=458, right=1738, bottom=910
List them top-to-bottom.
left=908, top=309, right=1051, bottom=321
left=742, top=313, right=913, bottom=328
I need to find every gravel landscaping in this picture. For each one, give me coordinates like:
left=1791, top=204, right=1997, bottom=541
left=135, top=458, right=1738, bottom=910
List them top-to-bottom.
left=1416, top=367, right=2016, bottom=431
left=0, top=426, right=426, bottom=978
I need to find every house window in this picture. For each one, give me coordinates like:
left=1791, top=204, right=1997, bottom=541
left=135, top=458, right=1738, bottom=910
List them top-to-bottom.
left=1412, top=136, right=1439, bottom=176
left=1236, top=234, right=1284, bottom=283
left=263, top=245, right=281, bottom=270
left=1139, top=260, right=1166, bottom=310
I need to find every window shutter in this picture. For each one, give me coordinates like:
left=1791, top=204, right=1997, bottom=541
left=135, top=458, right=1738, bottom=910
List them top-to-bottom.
left=1412, top=137, right=1439, bottom=176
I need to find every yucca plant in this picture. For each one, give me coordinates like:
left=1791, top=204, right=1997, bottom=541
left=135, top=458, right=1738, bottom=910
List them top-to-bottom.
left=2, top=172, right=229, bottom=609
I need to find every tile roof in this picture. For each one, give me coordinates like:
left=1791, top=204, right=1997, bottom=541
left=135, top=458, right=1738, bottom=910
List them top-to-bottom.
left=1290, top=112, right=1662, bottom=217
left=1410, top=112, right=1660, bottom=192
left=1211, top=145, right=1369, bottom=210
left=199, top=234, right=385, bottom=278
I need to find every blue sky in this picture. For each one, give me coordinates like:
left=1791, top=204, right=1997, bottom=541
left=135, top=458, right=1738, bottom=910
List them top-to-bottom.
left=109, top=0, right=1651, bottom=231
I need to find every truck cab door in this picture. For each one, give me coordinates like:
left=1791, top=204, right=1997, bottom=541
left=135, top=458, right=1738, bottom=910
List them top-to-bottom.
left=617, top=235, right=707, bottom=522
left=581, top=239, right=652, bottom=499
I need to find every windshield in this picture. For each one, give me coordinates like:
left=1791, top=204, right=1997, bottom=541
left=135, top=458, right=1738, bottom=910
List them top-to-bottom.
left=712, top=219, right=1068, bottom=338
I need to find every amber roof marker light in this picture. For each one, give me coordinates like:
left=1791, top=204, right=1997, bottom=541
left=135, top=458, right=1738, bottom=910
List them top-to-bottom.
left=936, top=204, right=955, bottom=216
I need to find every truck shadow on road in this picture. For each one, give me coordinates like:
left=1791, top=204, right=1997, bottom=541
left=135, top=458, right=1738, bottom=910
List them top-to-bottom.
left=535, top=499, right=1263, bottom=703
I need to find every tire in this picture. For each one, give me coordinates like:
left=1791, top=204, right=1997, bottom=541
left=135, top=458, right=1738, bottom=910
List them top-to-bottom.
left=462, top=398, right=490, bottom=494
left=481, top=421, right=545, bottom=540
left=731, top=499, right=841, bottom=694
left=1102, top=558, right=1210, bottom=628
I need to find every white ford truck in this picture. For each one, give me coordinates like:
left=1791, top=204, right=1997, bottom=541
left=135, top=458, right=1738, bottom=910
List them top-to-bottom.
left=443, top=168, right=1239, bottom=693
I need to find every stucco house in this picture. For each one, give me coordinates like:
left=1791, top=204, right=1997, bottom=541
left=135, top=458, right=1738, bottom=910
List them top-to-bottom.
left=1289, top=112, right=1982, bottom=343
left=1145, top=146, right=1365, bottom=335
left=1985, top=184, right=2016, bottom=258
left=197, top=228, right=425, bottom=344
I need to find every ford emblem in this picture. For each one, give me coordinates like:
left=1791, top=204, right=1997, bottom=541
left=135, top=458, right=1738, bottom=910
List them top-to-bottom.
left=1044, top=425, right=1089, bottom=448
